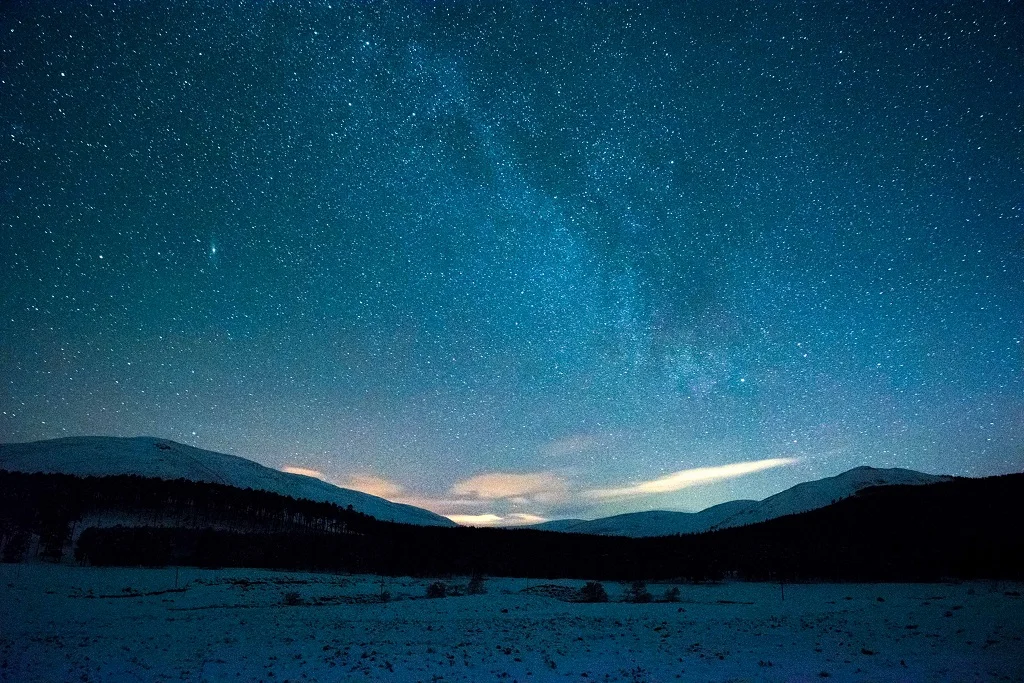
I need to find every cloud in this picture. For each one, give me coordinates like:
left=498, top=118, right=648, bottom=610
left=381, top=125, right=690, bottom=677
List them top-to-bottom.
left=541, top=434, right=602, bottom=458
left=586, top=457, right=799, bottom=499
left=287, top=458, right=794, bottom=525
left=281, top=466, right=327, bottom=480
left=281, top=468, right=554, bottom=524
left=282, top=468, right=412, bottom=502
left=283, top=468, right=426, bottom=507
left=451, top=471, right=567, bottom=503
left=443, top=472, right=566, bottom=525
left=343, top=474, right=407, bottom=500
left=392, top=496, right=494, bottom=515
left=447, top=512, right=549, bottom=527
left=446, top=513, right=505, bottom=526
left=506, top=513, right=548, bottom=525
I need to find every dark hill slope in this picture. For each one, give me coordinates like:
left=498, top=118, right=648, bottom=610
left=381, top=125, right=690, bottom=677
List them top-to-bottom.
left=672, top=473, right=1024, bottom=581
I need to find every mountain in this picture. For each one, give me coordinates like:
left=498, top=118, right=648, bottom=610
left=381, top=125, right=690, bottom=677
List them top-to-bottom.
left=0, top=436, right=454, bottom=527
left=707, top=465, right=949, bottom=531
left=529, top=466, right=950, bottom=538
left=677, top=472, right=1024, bottom=582
left=537, top=500, right=755, bottom=537
left=528, top=519, right=589, bottom=532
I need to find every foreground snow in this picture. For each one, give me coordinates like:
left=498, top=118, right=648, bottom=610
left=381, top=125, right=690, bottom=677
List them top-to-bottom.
left=1, top=565, right=1021, bottom=682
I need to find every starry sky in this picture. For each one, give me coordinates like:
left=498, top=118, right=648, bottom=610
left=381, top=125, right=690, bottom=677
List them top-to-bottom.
left=2, top=1, right=1022, bottom=525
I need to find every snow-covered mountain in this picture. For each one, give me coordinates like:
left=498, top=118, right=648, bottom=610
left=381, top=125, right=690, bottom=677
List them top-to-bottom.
left=0, top=436, right=455, bottom=527
left=707, top=465, right=949, bottom=531
left=529, top=466, right=950, bottom=538
left=534, top=500, right=755, bottom=537
left=528, top=519, right=589, bottom=532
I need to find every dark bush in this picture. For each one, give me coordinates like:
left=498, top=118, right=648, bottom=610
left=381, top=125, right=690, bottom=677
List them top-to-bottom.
left=2, top=531, right=31, bottom=563
left=467, top=575, right=487, bottom=595
left=627, top=580, right=652, bottom=603
left=426, top=581, right=447, bottom=598
left=579, top=581, right=608, bottom=603
left=663, top=586, right=681, bottom=602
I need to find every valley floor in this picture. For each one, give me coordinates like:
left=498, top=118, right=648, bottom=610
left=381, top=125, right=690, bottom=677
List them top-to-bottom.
left=1, top=565, right=1021, bottom=682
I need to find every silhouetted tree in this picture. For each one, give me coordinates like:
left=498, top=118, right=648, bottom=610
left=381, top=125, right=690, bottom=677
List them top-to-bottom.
left=467, top=574, right=487, bottom=595
left=626, top=580, right=652, bottom=603
left=579, top=581, right=608, bottom=602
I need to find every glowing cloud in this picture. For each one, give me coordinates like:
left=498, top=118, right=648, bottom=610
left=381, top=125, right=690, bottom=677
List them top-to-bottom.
left=587, top=457, right=799, bottom=499
left=281, top=466, right=326, bottom=480
left=451, top=472, right=567, bottom=502
left=343, top=474, right=406, bottom=500
left=390, top=497, right=494, bottom=515
left=447, top=512, right=549, bottom=527
left=447, top=513, right=505, bottom=526
left=506, top=513, right=548, bottom=525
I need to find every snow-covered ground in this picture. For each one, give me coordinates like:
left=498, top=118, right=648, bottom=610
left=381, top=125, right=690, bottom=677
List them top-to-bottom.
left=1, top=565, right=1021, bottom=682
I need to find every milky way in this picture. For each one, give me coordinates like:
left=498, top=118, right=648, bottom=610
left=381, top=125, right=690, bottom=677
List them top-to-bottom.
left=2, top=1, right=1021, bottom=522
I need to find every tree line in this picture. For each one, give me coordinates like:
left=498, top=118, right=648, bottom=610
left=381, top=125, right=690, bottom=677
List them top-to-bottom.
left=3, top=469, right=1023, bottom=581
left=0, top=471, right=377, bottom=562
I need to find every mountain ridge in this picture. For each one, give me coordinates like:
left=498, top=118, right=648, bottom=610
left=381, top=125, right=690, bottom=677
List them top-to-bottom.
left=0, top=436, right=455, bottom=527
left=526, top=465, right=951, bottom=537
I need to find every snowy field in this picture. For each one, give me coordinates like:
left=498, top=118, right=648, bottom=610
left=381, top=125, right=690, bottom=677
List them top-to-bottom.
left=1, top=565, right=1021, bottom=682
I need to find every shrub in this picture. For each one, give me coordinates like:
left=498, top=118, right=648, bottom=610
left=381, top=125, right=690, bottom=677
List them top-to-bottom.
left=467, top=575, right=487, bottom=595
left=426, top=581, right=447, bottom=599
left=579, top=581, right=608, bottom=603
left=627, top=581, right=652, bottom=603
left=663, top=586, right=681, bottom=602
left=282, top=591, right=303, bottom=606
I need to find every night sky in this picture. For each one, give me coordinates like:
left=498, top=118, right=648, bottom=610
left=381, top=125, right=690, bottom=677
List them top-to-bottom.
left=2, top=1, right=1022, bottom=524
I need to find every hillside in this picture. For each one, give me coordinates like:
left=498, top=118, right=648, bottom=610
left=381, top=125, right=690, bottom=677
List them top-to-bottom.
left=0, top=436, right=454, bottom=527
left=708, top=465, right=950, bottom=531
left=529, top=466, right=950, bottom=537
left=539, top=500, right=755, bottom=537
